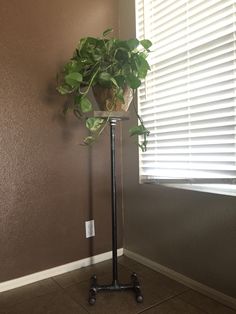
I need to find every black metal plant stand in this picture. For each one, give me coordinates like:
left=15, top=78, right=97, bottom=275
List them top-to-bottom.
left=88, top=112, right=143, bottom=305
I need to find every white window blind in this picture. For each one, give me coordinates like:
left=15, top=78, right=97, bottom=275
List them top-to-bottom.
left=136, top=0, right=236, bottom=184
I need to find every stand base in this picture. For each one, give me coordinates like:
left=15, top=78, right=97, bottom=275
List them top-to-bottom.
left=88, top=273, right=143, bottom=305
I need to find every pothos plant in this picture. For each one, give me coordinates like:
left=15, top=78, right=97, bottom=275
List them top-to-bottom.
left=57, top=29, right=152, bottom=151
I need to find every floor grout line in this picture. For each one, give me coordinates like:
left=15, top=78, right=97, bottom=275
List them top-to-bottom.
left=50, top=276, right=67, bottom=290
left=0, top=278, right=65, bottom=313
left=57, top=282, right=90, bottom=314
left=1, top=289, right=65, bottom=314
left=136, top=289, right=192, bottom=314
left=176, top=291, right=229, bottom=314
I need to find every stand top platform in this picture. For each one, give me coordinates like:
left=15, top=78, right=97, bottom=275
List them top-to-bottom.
left=93, top=111, right=130, bottom=120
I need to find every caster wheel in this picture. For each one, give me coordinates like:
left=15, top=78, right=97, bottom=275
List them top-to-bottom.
left=88, top=286, right=96, bottom=305
left=136, top=294, right=143, bottom=303
left=89, top=297, right=96, bottom=305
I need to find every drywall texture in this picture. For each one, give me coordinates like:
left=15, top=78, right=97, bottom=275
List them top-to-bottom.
left=0, top=0, right=122, bottom=282
left=120, top=0, right=236, bottom=299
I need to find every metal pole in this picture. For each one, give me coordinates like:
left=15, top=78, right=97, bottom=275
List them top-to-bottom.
left=88, top=114, right=143, bottom=305
left=110, top=118, right=118, bottom=285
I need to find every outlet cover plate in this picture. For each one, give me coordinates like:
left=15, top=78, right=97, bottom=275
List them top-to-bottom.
left=85, top=220, right=95, bottom=238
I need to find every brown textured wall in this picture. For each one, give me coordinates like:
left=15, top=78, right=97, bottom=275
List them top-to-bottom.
left=0, top=0, right=121, bottom=282
left=120, top=0, right=236, bottom=299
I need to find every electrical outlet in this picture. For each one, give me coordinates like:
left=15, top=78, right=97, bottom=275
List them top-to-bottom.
left=85, top=220, right=95, bottom=238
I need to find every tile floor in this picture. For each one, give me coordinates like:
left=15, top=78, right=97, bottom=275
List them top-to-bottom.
left=0, top=256, right=235, bottom=314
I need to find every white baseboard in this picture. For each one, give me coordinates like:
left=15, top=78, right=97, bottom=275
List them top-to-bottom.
left=0, top=248, right=124, bottom=293
left=124, top=249, right=236, bottom=310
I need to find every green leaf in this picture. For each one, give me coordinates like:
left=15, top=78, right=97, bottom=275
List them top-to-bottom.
left=103, top=28, right=113, bottom=37
left=78, top=37, right=87, bottom=51
left=86, top=37, right=99, bottom=46
left=127, top=38, right=139, bottom=50
left=105, top=39, right=115, bottom=52
left=116, top=39, right=129, bottom=49
left=140, top=39, right=152, bottom=50
left=115, top=48, right=129, bottom=62
left=140, top=51, right=148, bottom=59
left=92, top=53, right=102, bottom=62
left=135, top=55, right=151, bottom=79
left=64, top=60, right=81, bottom=74
left=65, top=72, right=83, bottom=87
left=98, top=72, right=112, bottom=86
left=99, top=72, right=112, bottom=80
left=98, top=73, right=118, bottom=88
left=127, top=74, right=141, bottom=89
left=114, top=75, right=125, bottom=87
left=110, top=77, right=119, bottom=88
left=56, top=85, right=72, bottom=95
left=116, top=88, right=125, bottom=103
left=80, top=97, right=92, bottom=113
left=86, top=117, right=104, bottom=132
left=129, top=125, right=150, bottom=136
left=83, top=136, right=96, bottom=145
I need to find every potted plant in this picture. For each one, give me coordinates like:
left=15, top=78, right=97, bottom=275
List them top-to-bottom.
left=57, top=29, right=152, bottom=151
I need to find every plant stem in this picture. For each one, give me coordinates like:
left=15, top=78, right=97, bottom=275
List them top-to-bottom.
left=79, top=64, right=100, bottom=96
left=132, top=90, right=149, bottom=152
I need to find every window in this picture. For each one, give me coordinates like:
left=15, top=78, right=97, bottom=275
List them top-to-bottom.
left=136, top=0, right=236, bottom=193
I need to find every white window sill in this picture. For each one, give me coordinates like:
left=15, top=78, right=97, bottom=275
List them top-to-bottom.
left=143, top=182, right=236, bottom=197
left=167, top=184, right=236, bottom=197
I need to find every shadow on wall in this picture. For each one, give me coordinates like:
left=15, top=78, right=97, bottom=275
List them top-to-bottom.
left=44, top=74, right=97, bottom=260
